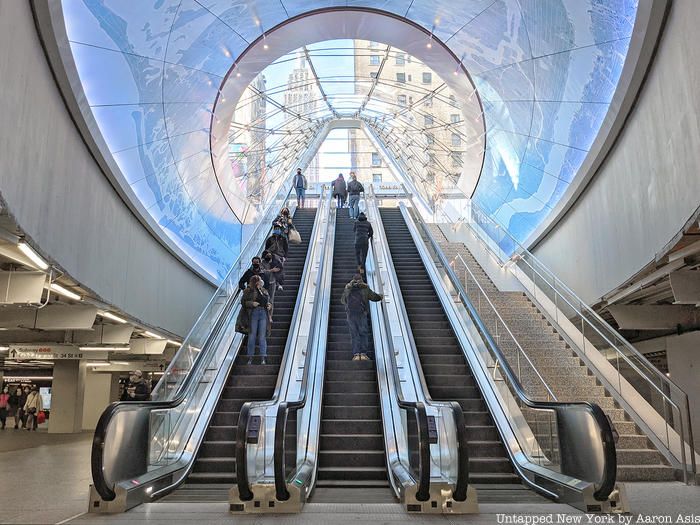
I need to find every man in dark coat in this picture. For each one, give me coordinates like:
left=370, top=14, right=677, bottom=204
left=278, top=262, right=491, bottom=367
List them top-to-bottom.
left=346, top=172, right=364, bottom=219
left=353, top=212, right=374, bottom=275
left=238, top=256, right=270, bottom=291
left=340, top=274, right=383, bottom=361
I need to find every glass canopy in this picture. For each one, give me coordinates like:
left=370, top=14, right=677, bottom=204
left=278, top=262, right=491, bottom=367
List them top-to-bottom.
left=60, top=0, right=638, bottom=280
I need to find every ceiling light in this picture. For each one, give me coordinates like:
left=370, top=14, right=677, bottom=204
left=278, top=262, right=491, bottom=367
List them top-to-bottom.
left=426, top=41, right=432, bottom=49
left=263, top=43, right=269, bottom=50
left=236, top=72, right=241, bottom=77
left=18, top=241, right=49, bottom=270
left=49, top=283, right=81, bottom=301
left=99, top=311, right=127, bottom=324
left=143, top=330, right=164, bottom=339
left=166, top=340, right=181, bottom=347
left=0, top=346, right=9, bottom=351
left=79, top=346, right=131, bottom=351
left=110, top=361, right=130, bottom=366
left=87, top=362, right=110, bottom=367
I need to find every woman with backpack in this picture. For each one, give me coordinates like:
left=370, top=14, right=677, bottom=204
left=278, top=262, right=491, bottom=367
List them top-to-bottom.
left=236, top=275, right=272, bottom=365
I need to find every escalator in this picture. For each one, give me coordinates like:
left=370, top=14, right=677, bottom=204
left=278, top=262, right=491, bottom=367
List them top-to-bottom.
left=379, top=207, right=529, bottom=497
left=176, top=208, right=317, bottom=494
left=315, top=208, right=390, bottom=495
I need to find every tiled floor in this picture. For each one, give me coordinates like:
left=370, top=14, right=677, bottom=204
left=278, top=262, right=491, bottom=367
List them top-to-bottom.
left=0, top=431, right=92, bottom=524
left=1, top=432, right=699, bottom=524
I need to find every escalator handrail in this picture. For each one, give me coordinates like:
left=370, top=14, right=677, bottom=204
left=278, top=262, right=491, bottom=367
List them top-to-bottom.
left=92, top=185, right=295, bottom=501
left=236, top=188, right=330, bottom=502
left=272, top=189, right=333, bottom=501
left=369, top=191, right=470, bottom=501
left=401, top=202, right=617, bottom=501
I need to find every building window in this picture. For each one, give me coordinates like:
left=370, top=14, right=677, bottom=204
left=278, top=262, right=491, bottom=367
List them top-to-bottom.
left=395, top=53, right=405, bottom=65
left=370, top=55, right=380, bottom=65
left=370, top=71, right=378, bottom=79
left=396, top=72, right=406, bottom=83
left=422, top=72, right=432, bottom=84
left=408, top=74, right=412, bottom=82
left=397, top=94, right=407, bottom=106
left=449, top=94, right=457, bottom=107
left=424, top=95, right=433, bottom=107
left=408, top=96, right=413, bottom=105
left=450, top=113, right=460, bottom=123
left=424, top=114, right=434, bottom=126
left=426, top=133, right=434, bottom=145
left=451, top=133, right=461, bottom=146
left=451, top=151, right=462, bottom=167
left=372, top=152, right=381, bottom=166
left=428, top=153, right=436, bottom=166
left=373, top=173, right=382, bottom=183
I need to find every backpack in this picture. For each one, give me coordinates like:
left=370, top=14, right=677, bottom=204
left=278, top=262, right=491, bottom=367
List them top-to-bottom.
left=268, top=234, right=284, bottom=256
left=346, top=286, right=366, bottom=314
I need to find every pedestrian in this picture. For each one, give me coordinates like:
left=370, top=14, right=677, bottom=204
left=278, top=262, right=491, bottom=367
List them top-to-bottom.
left=293, top=168, right=308, bottom=209
left=347, top=172, right=364, bottom=219
left=332, top=173, right=347, bottom=208
left=353, top=212, right=374, bottom=275
left=266, top=222, right=289, bottom=260
left=261, top=249, right=284, bottom=311
left=238, top=256, right=271, bottom=291
left=341, top=274, right=383, bottom=361
left=237, top=275, right=271, bottom=365
left=121, top=371, right=151, bottom=401
left=9, top=386, right=23, bottom=429
left=10, top=386, right=26, bottom=429
left=20, top=386, right=30, bottom=428
left=24, top=386, right=43, bottom=431
left=0, top=387, right=9, bottom=429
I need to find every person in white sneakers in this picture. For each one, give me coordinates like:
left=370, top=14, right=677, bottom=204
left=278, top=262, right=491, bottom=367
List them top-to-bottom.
left=340, top=274, right=383, bottom=361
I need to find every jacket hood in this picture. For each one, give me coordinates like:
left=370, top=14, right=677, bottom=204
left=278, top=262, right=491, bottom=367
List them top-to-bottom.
left=357, top=214, right=367, bottom=221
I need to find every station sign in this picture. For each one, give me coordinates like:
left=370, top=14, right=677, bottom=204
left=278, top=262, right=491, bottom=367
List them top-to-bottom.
left=7, top=345, right=106, bottom=360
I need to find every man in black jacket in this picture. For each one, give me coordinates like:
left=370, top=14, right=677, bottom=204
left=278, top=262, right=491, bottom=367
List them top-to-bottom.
left=346, top=172, right=364, bottom=219
left=353, top=212, right=373, bottom=275
left=238, top=257, right=270, bottom=291
left=341, top=274, right=383, bottom=360
left=121, top=371, right=151, bottom=401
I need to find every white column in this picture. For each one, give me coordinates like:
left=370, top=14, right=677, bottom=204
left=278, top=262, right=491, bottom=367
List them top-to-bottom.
left=48, top=360, right=86, bottom=433
left=82, top=371, right=113, bottom=430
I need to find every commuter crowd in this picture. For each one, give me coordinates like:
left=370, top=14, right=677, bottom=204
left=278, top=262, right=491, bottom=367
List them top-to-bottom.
left=235, top=168, right=383, bottom=363
left=0, top=385, right=44, bottom=431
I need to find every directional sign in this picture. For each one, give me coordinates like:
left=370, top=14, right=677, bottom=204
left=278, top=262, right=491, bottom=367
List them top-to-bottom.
left=8, top=345, right=106, bottom=360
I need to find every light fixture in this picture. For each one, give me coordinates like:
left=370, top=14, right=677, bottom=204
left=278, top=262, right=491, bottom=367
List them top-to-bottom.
left=236, top=71, right=241, bottom=78
left=18, top=240, right=49, bottom=270
left=49, top=283, right=81, bottom=301
left=98, top=311, right=127, bottom=324
left=143, top=330, right=164, bottom=339
left=166, top=340, right=182, bottom=347
left=0, top=346, right=9, bottom=351
left=79, top=346, right=131, bottom=352
left=110, top=361, right=130, bottom=366
left=87, top=362, right=111, bottom=367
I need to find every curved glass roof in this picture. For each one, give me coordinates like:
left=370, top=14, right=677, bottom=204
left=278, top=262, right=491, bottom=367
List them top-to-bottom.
left=60, top=0, right=638, bottom=281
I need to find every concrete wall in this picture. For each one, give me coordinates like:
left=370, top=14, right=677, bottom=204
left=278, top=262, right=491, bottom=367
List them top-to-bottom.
left=532, top=0, right=700, bottom=304
left=0, top=2, right=214, bottom=336
left=634, top=332, right=700, bottom=452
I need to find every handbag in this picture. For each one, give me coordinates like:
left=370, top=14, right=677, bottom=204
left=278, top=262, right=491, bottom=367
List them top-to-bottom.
left=288, top=228, right=302, bottom=244
left=37, top=411, right=46, bottom=425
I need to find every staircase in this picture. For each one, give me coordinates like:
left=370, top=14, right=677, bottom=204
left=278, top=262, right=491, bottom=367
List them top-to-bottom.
left=316, top=207, right=389, bottom=489
left=170, top=208, right=317, bottom=498
left=426, top=224, right=675, bottom=482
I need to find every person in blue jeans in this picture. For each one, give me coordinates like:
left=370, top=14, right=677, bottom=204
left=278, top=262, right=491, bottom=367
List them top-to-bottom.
left=293, top=168, right=307, bottom=209
left=346, top=172, right=364, bottom=219
left=240, top=275, right=271, bottom=365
